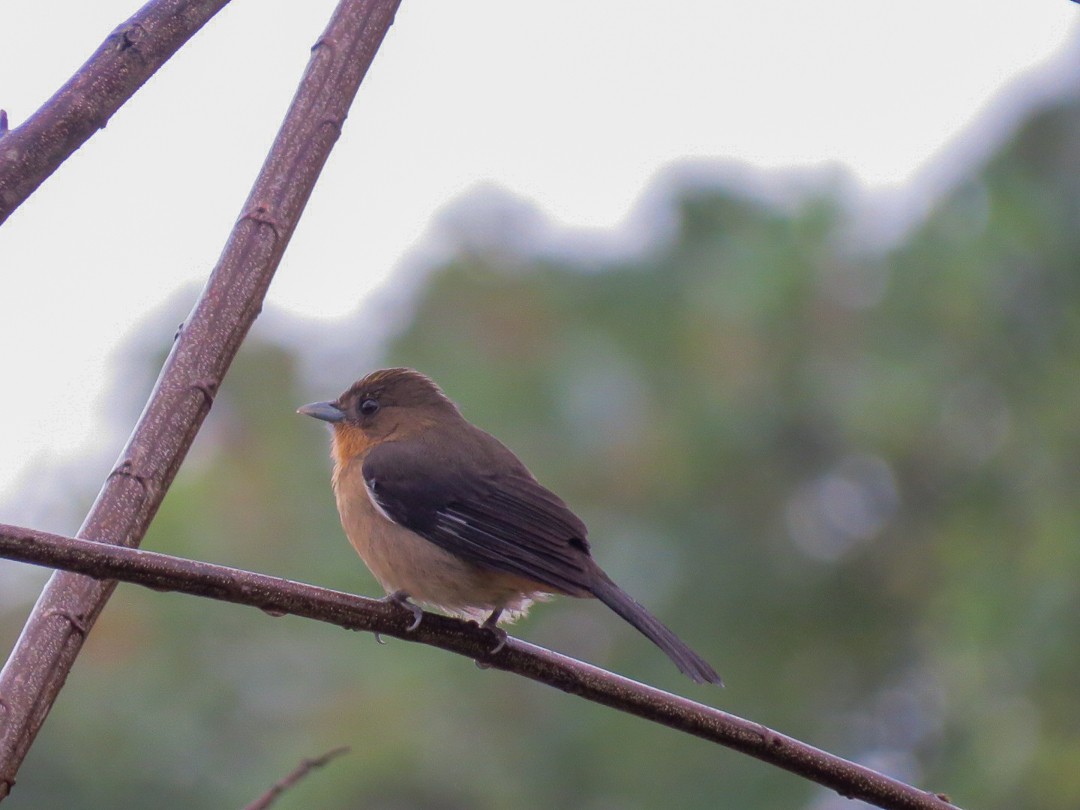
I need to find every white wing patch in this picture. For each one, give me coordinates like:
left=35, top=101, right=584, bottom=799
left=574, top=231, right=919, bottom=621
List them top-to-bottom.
left=364, top=478, right=398, bottom=524
left=435, top=511, right=470, bottom=538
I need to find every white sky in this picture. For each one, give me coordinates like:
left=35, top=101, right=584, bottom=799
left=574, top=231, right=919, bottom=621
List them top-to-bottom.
left=0, top=1, right=1077, bottom=520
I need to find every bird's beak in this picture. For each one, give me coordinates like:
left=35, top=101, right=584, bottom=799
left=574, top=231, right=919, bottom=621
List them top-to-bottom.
left=297, top=401, right=346, bottom=423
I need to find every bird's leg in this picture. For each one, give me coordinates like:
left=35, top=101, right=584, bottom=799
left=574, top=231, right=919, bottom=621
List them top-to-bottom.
left=384, top=590, right=423, bottom=632
left=482, top=608, right=507, bottom=654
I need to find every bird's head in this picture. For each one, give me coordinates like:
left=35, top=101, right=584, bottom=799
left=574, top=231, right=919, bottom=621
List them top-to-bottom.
left=298, top=367, right=458, bottom=464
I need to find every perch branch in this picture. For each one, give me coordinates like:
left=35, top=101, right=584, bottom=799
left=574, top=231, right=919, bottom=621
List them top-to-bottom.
left=0, top=0, right=402, bottom=799
left=0, top=0, right=233, bottom=225
left=0, top=524, right=957, bottom=810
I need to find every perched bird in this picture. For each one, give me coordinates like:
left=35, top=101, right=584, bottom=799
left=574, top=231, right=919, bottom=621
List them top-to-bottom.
left=299, top=367, right=721, bottom=685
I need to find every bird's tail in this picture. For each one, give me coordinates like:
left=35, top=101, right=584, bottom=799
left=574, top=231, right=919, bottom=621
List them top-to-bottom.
left=590, top=575, right=723, bottom=686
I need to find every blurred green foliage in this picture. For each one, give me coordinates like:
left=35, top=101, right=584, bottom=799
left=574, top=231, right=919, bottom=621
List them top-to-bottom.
left=3, top=93, right=1080, bottom=809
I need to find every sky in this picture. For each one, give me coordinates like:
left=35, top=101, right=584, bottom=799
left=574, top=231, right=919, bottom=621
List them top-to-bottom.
left=0, top=0, right=1077, bottom=525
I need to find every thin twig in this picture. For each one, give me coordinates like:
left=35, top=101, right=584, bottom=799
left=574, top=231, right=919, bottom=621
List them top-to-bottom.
left=0, top=0, right=402, bottom=799
left=0, top=0, right=233, bottom=225
left=0, top=524, right=958, bottom=810
left=243, top=746, right=351, bottom=810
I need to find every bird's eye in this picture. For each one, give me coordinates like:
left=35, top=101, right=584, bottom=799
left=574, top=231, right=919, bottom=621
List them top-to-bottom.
left=359, top=398, right=380, bottom=416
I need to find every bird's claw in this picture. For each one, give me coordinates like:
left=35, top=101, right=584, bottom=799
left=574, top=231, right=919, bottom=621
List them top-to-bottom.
left=384, top=590, right=423, bottom=632
left=482, top=609, right=507, bottom=654
left=485, top=625, right=508, bottom=655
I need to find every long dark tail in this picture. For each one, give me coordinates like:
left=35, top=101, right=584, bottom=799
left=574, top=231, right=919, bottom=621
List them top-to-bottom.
left=590, top=575, right=722, bottom=686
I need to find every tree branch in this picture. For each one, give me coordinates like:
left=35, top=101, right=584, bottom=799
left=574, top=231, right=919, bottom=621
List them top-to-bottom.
left=0, top=0, right=402, bottom=798
left=0, top=0, right=234, bottom=225
left=0, top=524, right=958, bottom=810
left=243, top=746, right=351, bottom=810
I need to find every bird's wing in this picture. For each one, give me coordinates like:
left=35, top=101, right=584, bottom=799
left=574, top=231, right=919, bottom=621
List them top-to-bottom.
left=362, top=437, right=594, bottom=596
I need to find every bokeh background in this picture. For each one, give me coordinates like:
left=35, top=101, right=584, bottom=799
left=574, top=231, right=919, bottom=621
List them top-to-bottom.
left=2, top=2, right=1080, bottom=809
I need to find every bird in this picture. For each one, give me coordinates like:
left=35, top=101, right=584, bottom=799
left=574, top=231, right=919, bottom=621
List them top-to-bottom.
left=298, top=367, right=721, bottom=685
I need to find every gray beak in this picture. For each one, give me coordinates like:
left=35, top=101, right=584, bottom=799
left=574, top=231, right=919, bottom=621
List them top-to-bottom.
left=297, top=401, right=346, bottom=423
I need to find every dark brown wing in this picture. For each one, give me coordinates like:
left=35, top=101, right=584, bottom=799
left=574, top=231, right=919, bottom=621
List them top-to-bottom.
left=364, top=429, right=724, bottom=684
left=361, top=433, right=595, bottom=596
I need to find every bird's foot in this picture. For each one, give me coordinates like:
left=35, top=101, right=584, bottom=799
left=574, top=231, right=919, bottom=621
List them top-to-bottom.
left=384, top=590, right=423, bottom=632
left=482, top=609, right=507, bottom=654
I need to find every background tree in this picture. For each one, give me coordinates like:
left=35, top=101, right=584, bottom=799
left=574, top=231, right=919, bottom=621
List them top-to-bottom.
left=2, top=76, right=1080, bottom=810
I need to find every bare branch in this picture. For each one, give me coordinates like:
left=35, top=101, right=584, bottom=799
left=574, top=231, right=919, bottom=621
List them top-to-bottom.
left=0, top=0, right=402, bottom=797
left=0, top=0, right=233, bottom=225
left=0, top=524, right=958, bottom=810
left=243, top=746, right=351, bottom=810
